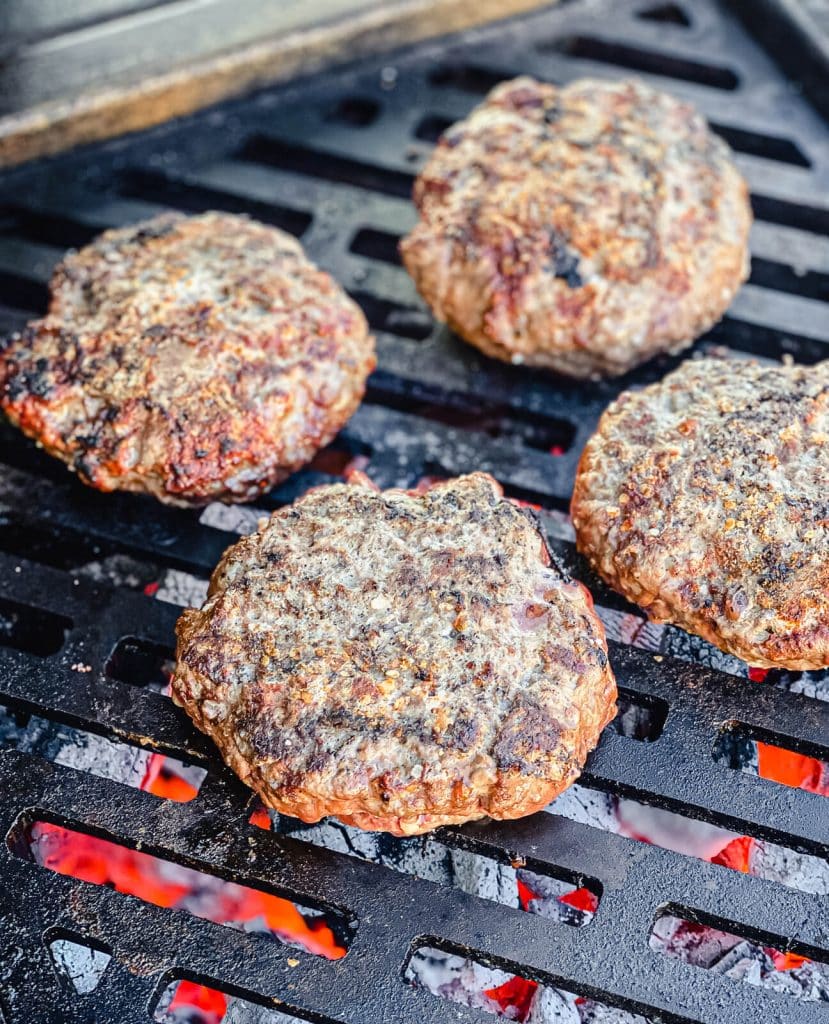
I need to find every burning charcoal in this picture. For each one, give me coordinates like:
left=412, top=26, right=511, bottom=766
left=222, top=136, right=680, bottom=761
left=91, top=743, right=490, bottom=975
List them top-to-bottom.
left=651, top=915, right=829, bottom=1003
left=406, top=947, right=653, bottom=1022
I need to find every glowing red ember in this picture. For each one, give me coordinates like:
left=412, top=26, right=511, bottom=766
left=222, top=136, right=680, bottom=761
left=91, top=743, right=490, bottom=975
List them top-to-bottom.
left=756, top=742, right=829, bottom=797
left=140, top=753, right=200, bottom=802
left=27, top=822, right=345, bottom=959
left=558, top=886, right=599, bottom=914
left=484, top=975, right=538, bottom=1021
left=168, top=980, right=227, bottom=1023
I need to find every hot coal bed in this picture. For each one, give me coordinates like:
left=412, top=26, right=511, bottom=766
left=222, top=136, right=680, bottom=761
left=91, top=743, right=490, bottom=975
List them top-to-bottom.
left=0, top=1, right=828, bottom=1022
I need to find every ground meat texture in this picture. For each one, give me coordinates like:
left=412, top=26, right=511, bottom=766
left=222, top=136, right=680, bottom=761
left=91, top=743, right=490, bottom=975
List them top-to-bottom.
left=400, top=77, right=751, bottom=379
left=0, top=212, right=375, bottom=506
left=571, top=357, right=829, bottom=670
left=173, top=472, right=616, bottom=835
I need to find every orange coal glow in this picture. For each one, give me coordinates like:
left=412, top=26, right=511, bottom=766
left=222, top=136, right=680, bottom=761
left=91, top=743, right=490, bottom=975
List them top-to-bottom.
left=755, top=741, right=829, bottom=797
left=139, top=753, right=200, bottom=802
left=248, top=805, right=273, bottom=830
left=26, top=822, right=346, bottom=960
left=710, top=834, right=754, bottom=874
left=484, top=975, right=539, bottom=1022
left=168, top=981, right=228, bottom=1023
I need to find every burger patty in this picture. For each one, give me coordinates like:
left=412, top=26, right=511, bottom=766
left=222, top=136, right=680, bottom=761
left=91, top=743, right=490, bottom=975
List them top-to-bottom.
left=400, top=76, right=751, bottom=379
left=0, top=212, right=375, bottom=506
left=571, top=357, right=829, bottom=670
left=173, top=472, right=616, bottom=835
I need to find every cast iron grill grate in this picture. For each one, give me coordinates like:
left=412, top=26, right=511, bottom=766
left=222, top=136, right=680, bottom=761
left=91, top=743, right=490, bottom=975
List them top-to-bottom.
left=0, top=1, right=827, bottom=1021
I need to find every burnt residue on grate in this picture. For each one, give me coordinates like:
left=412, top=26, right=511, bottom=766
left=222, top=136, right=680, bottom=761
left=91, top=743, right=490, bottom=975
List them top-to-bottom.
left=0, top=0, right=827, bottom=1022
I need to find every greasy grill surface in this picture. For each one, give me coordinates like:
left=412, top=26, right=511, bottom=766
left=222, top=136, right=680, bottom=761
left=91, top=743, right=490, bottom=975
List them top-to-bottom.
left=0, top=1, right=827, bottom=1021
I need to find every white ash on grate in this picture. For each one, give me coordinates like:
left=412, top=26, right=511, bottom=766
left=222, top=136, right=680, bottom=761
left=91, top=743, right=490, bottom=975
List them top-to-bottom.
left=199, top=502, right=269, bottom=536
left=74, top=552, right=163, bottom=592
left=154, top=568, right=210, bottom=607
left=48, top=937, right=111, bottom=995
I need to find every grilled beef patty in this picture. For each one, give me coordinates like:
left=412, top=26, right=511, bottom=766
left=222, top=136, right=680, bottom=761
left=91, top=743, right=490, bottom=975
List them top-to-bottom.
left=401, top=77, right=751, bottom=379
left=0, top=212, right=374, bottom=506
left=572, top=357, right=829, bottom=669
left=173, top=473, right=616, bottom=835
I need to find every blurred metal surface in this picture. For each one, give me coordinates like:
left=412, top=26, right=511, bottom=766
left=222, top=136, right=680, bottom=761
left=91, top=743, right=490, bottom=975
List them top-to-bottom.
left=0, top=0, right=552, bottom=167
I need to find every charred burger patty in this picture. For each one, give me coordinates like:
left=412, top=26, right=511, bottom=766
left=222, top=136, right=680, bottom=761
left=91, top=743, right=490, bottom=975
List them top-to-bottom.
left=401, top=76, right=751, bottom=379
left=0, top=211, right=375, bottom=506
left=572, top=357, right=829, bottom=670
left=173, top=472, right=616, bottom=835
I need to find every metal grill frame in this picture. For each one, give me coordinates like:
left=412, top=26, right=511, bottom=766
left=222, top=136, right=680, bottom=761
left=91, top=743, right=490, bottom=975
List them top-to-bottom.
left=0, top=1, right=828, bottom=1021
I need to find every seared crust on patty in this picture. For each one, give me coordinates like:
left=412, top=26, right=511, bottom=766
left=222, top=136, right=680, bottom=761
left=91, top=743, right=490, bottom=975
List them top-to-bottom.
left=401, top=77, right=751, bottom=379
left=0, top=212, right=375, bottom=506
left=572, top=358, right=829, bottom=670
left=173, top=472, right=616, bottom=835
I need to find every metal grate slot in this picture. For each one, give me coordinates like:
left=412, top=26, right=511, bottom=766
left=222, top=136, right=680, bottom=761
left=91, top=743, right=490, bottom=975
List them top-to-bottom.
left=635, top=3, right=692, bottom=27
left=538, top=36, right=740, bottom=89
left=238, top=137, right=415, bottom=198
left=119, top=170, right=313, bottom=237
left=0, top=597, right=71, bottom=657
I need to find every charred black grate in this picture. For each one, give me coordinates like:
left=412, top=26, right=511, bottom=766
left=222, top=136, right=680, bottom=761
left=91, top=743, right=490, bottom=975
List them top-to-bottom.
left=0, top=1, right=827, bottom=1023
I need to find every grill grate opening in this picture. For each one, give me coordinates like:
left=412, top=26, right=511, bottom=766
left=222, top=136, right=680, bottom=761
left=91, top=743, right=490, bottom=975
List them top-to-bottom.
left=636, top=3, right=692, bottom=26
left=538, top=36, right=740, bottom=89
left=429, top=63, right=511, bottom=94
left=324, top=95, right=381, bottom=127
left=413, top=114, right=453, bottom=143
left=709, top=124, right=811, bottom=168
left=237, top=137, right=415, bottom=198
left=119, top=170, right=313, bottom=237
left=750, top=194, right=829, bottom=235
left=0, top=207, right=99, bottom=249
left=349, top=226, right=402, bottom=265
left=747, top=258, right=828, bottom=302
left=0, top=269, right=47, bottom=312
left=349, top=290, right=433, bottom=340
left=706, top=318, right=829, bottom=365
left=364, top=382, right=576, bottom=454
left=308, top=439, right=373, bottom=478
left=0, top=519, right=115, bottom=573
left=0, top=596, right=71, bottom=657
left=105, top=637, right=175, bottom=693
left=612, top=689, right=668, bottom=742
left=0, top=698, right=206, bottom=801
left=713, top=725, right=829, bottom=797
left=550, top=781, right=829, bottom=893
left=250, top=806, right=601, bottom=927
left=9, top=816, right=352, bottom=958
left=649, top=908, right=829, bottom=1002
left=45, top=929, right=112, bottom=996
left=405, top=942, right=676, bottom=1024
left=153, top=976, right=333, bottom=1024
